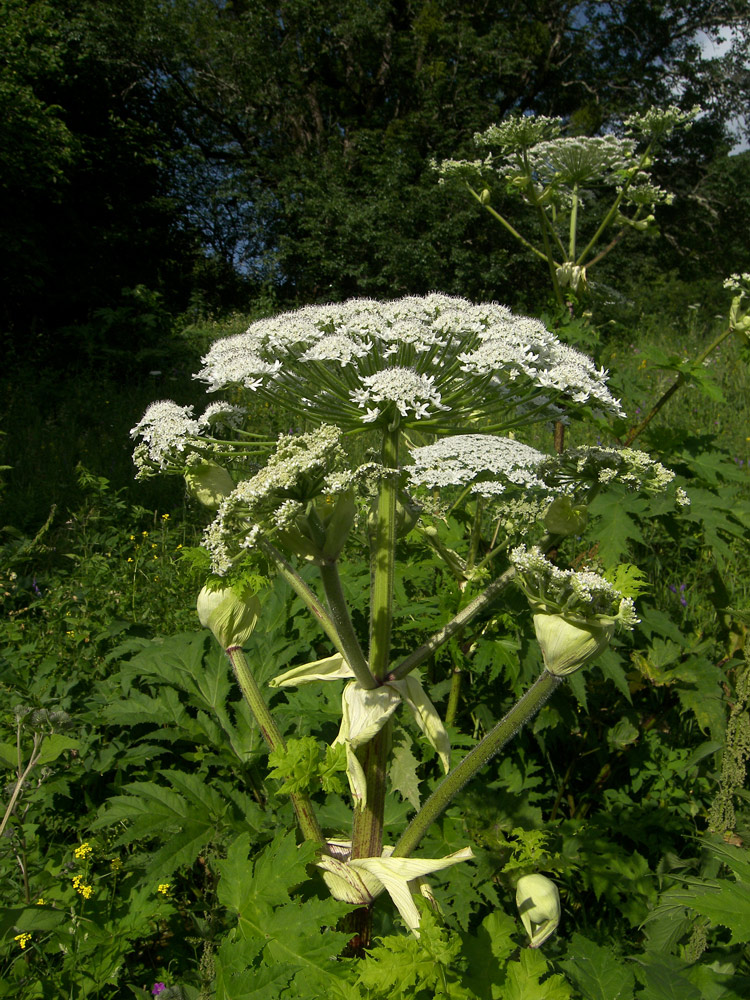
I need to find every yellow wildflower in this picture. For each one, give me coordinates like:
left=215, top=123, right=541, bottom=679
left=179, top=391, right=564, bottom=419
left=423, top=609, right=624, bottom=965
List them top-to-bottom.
left=74, top=842, right=93, bottom=860
left=110, top=858, right=123, bottom=871
left=157, top=883, right=171, bottom=896
left=14, top=933, right=32, bottom=949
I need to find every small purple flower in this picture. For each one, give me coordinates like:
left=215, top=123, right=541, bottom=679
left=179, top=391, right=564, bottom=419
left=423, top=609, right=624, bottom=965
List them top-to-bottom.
left=32, top=577, right=42, bottom=597
left=669, top=583, right=688, bottom=607
left=152, top=985, right=166, bottom=997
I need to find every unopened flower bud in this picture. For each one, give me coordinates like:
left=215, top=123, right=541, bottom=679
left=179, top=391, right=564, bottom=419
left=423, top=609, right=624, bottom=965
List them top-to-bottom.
left=480, top=188, right=491, bottom=204
left=185, top=460, right=235, bottom=509
left=544, top=497, right=588, bottom=536
left=197, top=584, right=260, bottom=649
left=533, top=612, right=613, bottom=676
left=516, top=874, right=560, bottom=948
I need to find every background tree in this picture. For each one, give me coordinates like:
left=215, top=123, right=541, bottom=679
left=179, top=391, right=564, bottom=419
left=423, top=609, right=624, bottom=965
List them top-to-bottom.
left=1, top=0, right=748, bottom=362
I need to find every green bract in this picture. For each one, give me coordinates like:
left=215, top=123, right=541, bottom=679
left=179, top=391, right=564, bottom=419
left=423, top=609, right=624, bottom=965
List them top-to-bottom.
left=184, top=458, right=235, bottom=509
left=532, top=612, right=613, bottom=677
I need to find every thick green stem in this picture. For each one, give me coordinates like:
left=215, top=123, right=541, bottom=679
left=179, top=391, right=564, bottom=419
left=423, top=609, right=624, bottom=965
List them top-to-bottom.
left=568, top=184, right=579, bottom=261
left=349, top=428, right=400, bottom=874
left=369, top=428, right=400, bottom=681
left=319, top=560, right=375, bottom=689
left=227, top=646, right=323, bottom=845
left=392, top=671, right=563, bottom=858
left=350, top=723, right=391, bottom=860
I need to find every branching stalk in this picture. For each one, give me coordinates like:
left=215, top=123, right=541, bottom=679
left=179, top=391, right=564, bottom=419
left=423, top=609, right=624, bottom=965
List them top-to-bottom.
left=319, top=560, right=375, bottom=689
left=226, top=646, right=323, bottom=845
left=392, top=671, right=563, bottom=857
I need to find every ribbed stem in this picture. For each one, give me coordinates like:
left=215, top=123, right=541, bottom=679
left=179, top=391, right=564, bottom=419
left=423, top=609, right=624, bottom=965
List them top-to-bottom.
left=369, top=428, right=400, bottom=681
left=319, top=560, right=375, bottom=689
left=227, top=646, right=323, bottom=845
left=392, top=670, right=563, bottom=858
left=350, top=723, right=391, bottom=860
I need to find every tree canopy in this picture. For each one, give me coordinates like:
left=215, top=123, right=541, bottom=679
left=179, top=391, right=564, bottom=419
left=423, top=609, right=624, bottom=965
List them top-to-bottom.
left=2, top=0, right=749, bottom=361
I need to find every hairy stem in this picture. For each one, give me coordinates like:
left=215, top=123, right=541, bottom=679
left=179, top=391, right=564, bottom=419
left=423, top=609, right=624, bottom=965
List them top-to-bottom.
left=369, top=428, right=400, bottom=681
left=319, top=560, right=376, bottom=689
left=227, top=646, right=323, bottom=845
left=444, top=662, right=463, bottom=728
left=392, top=671, right=563, bottom=858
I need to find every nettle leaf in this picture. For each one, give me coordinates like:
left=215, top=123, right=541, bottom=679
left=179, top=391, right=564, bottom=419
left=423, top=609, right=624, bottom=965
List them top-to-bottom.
left=684, top=486, right=750, bottom=569
left=668, top=655, right=726, bottom=739
left=100, top=686, right=190, bottom=732
left=35, top=733, right=79, bottom=766
left=390, top=738, right=421, bottom=810
left=0, top=742, right=17, bottom=768
left=217, top=832, right=351, bottom=987
left=656, top=875, right=750, bottom=946
left=560, top=933, right=635, bottom=1000
left=503, top=948, right=575, bottom=1000
left=632, top=956, right=701, bottom=1000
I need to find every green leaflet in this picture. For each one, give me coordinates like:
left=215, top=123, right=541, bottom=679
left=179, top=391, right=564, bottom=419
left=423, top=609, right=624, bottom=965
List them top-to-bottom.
left=216, top=832, right=353, bottom=991
left=560, top=933, right=636, bottom=1000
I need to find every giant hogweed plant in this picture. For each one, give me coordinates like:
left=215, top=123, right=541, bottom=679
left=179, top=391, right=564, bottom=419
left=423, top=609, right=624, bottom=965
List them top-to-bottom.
left=435, top=105, right=700, bottom=308
left=128, top=295, right=694, bottom=969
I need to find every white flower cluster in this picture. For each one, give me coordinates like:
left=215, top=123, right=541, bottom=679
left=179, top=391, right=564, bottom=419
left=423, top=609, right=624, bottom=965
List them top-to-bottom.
left=624, top=104, right=700, bottom=141
left=437, top=108, right=690, bottom=217
left=473, top=115, right=562, bottom=153
left=526, top=135, right=636, bottom=188
left=724, top=273, right=750, bottom=296
left=195, top=294, right=625, bottom=432
left=351, top=368, right=449, bottom=423
left=130, top=400, right=200, bottom=470
left=198, top=402, right=245, bottom=431
left=202, top=425, right=349, bottom=574
left=407, top=434, right=555, bottom=498
left=537, top=446, right=689, bottom=503
left=511, top=545, right=639, bottom=628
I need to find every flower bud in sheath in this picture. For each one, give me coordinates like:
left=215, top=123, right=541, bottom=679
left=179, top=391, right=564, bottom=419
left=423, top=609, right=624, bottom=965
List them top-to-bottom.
left=185, top=459, right=235, bottom=509
left=543, top=496, right=588, bottom=536
left=511, top=545, right=638, bottom=677
left=197, top=584, right=260, bottom=649
left=532, top=612, right=613, bottom=676
left=516, top=874, right=561, bottom=948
